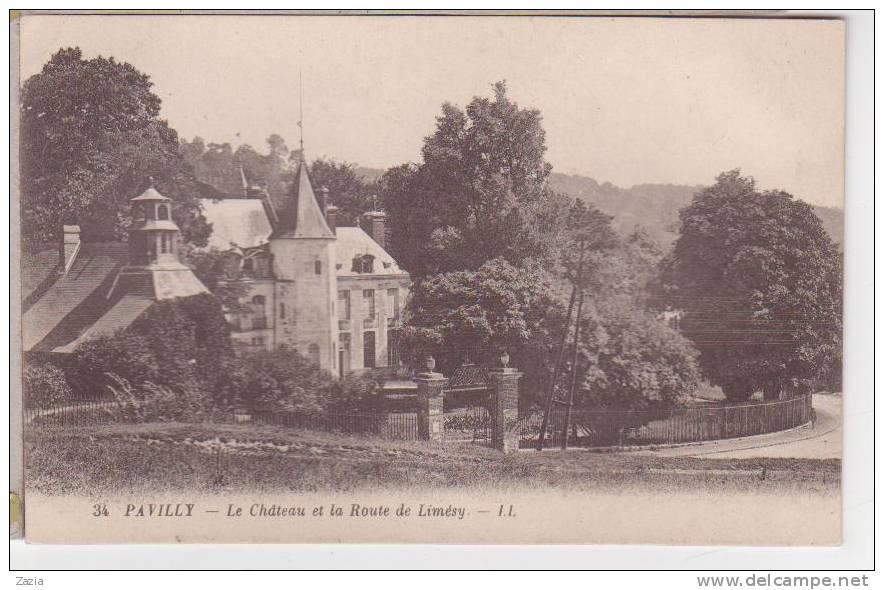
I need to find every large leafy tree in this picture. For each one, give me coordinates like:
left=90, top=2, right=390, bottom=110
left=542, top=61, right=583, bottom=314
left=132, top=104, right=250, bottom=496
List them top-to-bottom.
left=21, top=47, right=210, bottom=246
left=380, top=82, right=565, bottom=278
left=309, top=158, right=376, bottom=227
left=663, top=170, right=842, bottom=400
left=549, top=212, right=698, bottom=413
left=401, top=258, right=566, bottom=400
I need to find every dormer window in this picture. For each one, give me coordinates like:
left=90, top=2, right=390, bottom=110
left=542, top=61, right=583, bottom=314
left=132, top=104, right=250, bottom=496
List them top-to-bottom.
left=351, top=254, right=375, bottom=274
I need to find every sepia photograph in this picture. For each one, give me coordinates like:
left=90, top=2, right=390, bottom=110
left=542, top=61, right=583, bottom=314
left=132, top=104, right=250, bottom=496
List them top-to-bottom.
left=11, top=11, right=850, bottom=549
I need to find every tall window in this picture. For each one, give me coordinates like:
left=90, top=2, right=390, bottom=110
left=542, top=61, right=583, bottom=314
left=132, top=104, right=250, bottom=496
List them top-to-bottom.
left=160, top=234, right=168, bottom=254
left=314, top=260, right=322, bottom=275
left=387, top=288, right=400, bottom=320
left=363, top=289, right=375, bottom=319
left=338, top=290, right=350, bottom=319
left=279, top=302, right=286, bottom=319
left=387, top=329, right=401, bottom=367
left=363, top=331, right=376, bottom=368
left=308, top=343, right=320, bottom=367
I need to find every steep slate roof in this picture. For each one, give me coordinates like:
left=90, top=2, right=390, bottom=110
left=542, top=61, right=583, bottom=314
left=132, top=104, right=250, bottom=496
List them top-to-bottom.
left=271, top=161, right=334, bottom=239
left=200, top=198, right=274, bottom=249
left=335, top=227, right=408, bottom=277
left=22, top=242, right=131, bottom=352
left=22, top=242, right=209, bottom=353
left=21, top=244, right=61, bottom=307
left=52, top=295, right=155, bottom=354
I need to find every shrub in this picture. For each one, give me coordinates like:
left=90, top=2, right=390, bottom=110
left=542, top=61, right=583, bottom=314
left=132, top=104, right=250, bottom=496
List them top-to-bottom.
left=69, top=293, right=232, bottom=401
left=574, top=305, right=700, bottom=412
left=222, top=348, right=333, bottom=413
left=23, top=362, right=72, bottom=410
left=105, top=373, right=214, bottom=423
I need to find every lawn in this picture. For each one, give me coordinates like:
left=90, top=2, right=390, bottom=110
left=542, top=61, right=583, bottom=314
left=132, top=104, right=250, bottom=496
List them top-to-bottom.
left=25, top=422, right=840, bottom=496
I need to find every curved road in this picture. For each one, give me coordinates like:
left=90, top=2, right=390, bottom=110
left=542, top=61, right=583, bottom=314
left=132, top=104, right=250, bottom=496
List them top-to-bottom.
left=639, top=393, right=842, bottom=459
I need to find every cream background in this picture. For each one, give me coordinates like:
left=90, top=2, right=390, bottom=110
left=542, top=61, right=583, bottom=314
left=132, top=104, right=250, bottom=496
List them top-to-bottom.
left=26, top=489, right=841, bottom=546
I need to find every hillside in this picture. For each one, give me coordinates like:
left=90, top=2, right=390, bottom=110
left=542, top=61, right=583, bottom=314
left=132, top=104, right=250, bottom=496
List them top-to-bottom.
left=356, top=167, right=844, bottom=248
left=548, top=172, right=844, bottom=249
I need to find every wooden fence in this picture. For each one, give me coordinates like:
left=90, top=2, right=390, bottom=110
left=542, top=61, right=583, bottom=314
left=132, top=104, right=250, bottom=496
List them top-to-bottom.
left=518, top=393, right=814, bottom=449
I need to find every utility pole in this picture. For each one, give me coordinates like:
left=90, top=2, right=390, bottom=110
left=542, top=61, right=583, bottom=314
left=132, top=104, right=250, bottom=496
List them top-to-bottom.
left=536, top=238, right=585, bottom=451
left=561, top=287, right=585, bottom=450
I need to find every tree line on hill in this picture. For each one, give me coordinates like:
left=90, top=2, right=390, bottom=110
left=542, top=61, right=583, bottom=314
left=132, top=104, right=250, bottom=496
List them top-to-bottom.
left=20, top=48, right=842, bottom=416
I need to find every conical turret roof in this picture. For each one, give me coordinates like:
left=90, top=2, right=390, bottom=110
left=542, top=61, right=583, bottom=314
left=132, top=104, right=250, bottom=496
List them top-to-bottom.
left=271, top=161, right=334, bottom=239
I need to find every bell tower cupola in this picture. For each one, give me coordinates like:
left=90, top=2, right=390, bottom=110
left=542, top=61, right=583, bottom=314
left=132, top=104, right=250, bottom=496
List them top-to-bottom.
left=128, top=178, right=180, bottom=267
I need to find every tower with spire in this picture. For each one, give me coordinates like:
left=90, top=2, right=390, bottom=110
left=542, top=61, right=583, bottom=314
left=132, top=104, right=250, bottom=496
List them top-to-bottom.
left=268, top=157, right=338, bottom=371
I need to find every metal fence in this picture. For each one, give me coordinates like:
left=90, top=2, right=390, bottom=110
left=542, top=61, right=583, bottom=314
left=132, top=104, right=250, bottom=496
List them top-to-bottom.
left=25, top=393, right=813, bottom=450
left=518, top=393, right=814, bottom=449
left=24, top=399, right=118, bottom=427
left=443, top=406, right=491, bottom=444
left=251, top=409, right=419, bottom=441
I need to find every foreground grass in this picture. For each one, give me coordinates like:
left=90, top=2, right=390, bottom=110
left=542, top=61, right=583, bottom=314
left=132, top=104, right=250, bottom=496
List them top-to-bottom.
left=25, top=422, right=840, bottom=496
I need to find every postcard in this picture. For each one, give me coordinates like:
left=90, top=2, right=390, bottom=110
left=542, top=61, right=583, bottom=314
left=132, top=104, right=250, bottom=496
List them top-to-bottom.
left=12, top=12, right=844, bottom=545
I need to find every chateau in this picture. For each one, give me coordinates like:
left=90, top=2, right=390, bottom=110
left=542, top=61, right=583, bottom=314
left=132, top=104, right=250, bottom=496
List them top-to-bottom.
left=199, top=160, right=410, bottom=377
left=22, top=163, right=410, bottom=380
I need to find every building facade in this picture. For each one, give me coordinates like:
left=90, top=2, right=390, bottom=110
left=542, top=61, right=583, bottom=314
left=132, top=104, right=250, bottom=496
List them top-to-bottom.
left=200, top=161, right=410, bottom=377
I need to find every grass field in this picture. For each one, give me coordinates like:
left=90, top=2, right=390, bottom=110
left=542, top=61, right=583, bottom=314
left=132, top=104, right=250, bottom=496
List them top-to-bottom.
left=25, top=422, right=841, bottom=496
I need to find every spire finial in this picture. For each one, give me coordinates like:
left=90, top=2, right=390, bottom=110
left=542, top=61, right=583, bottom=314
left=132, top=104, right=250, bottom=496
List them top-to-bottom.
left=298, top=68, right=304, bottom=160
left=147, top=176, right=154, bottom=188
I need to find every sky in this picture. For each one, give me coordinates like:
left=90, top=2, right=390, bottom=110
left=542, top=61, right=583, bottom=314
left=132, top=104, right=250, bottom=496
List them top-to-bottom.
left=18, top=14, right=845, bottom=208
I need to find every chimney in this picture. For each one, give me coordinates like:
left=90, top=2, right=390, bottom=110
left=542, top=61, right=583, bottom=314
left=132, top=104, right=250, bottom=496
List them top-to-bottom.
left=317, top=186, right=329, bottom=216
left=326, top=204, right=338, bottom=236
left=362, top=210, right=387, bottom=251
left=60, top=225, right=81, bottom=273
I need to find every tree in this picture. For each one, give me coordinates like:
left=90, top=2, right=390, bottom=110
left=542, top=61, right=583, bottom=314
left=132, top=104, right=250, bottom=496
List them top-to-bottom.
left=20, top=48, right=210, bottom=246
left=380, top=82, right=562, bottom=278
left=309, top=158, right=376, bottom=226
left=663, top=170, right=842, bottom=400
left=544, top=212, right=697, bottom=414
left=178, top=244, right=252, bottom=311
left=402, top=258, right=566, bottom=400
left=570, top=302, right=700, bottom=412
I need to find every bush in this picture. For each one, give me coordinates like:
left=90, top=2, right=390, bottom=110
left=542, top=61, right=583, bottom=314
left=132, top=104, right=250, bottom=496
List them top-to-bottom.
left=69, top=293, right=232, bottom=402
left=574, top=306, right=700, bottom=412
left=217, top=349, right=385, bottom=414
left=23, top=362, right=72, bottom=410
left=104, top=373, right=215, bottom=423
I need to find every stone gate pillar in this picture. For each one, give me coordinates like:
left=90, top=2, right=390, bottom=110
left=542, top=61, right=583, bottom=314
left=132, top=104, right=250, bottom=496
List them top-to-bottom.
left=488, top=366, right=522, bottom=453
left=415, top=370, right=446, bottom=441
